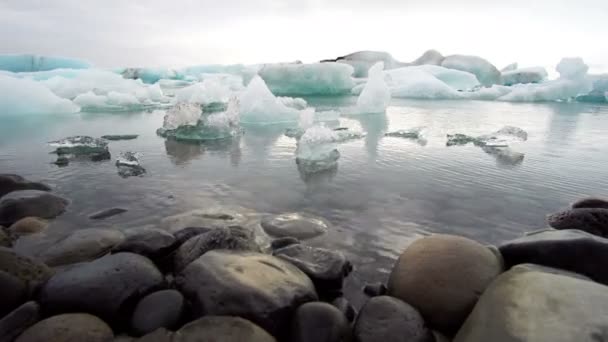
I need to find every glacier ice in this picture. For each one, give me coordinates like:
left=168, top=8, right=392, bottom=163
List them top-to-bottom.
left=411, top=50, right=445, bottom=66
left=322, top=51, right=405, bottom=78
left=0, top=54, right=91, bottom=72
left=441, top=55, right=501, bottom=86
left=556, top=57, right=589, bottom=80
left=258, top=62, right=355, bottom=96
left=354, top=62, right=391, bottom=113
left=501, top=63, right=518, bottom=72
left=179, top=64, right=259, bottom=84
left=411, top=65, right=479, bottom=90
left=120, top=67, right=182, bottom=84
left=501, top=67, right=548, bottom=86
left=386, top=68, right=462, bottom=99
left=0, top=74, right=80, bottom=115
left=577, top=75, right=608, bottom=103
left=239, top=76, right=303, bottom=124
left=161, top=102, right=202, bottom=130
left=295, top=126, right=341, bottom=173
left=385, top=127, right=427, bottom=145
left=49, top=136, right=109, bottom=155
left=116, top=152, right=146, bottom=178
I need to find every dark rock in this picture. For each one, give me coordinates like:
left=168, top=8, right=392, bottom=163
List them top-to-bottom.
left=101, top=135, right=139, bottom=141
left=51, top=136, right=108, bottom=155
left=91, top=150, right=111, bottom=161
left=52, top=157, right=69, bottom=166
left=117, top=164, right=146, bottom=178
left=0, top=174, right=51, bottom=198
left=0, top=190, right=68, bottom=226
left=572, top=197, right=608, bottom=209
left=89, top=207, right=128, bottom=220
left=547, top=208, right=608, bottom=237
left=261, top=213, right=328, bottom=240
left=8, top=217, right=48, bottom=236
left=172, top=226, right=214, bottom=246
left=173, top=226, right=260, bottom=272
left=114, top=227, right=176, bottom=260
left=41, top=228, right=125, bottom=267
left=0, top=229, right=11, bottom=247
left=499, top=229, right=608, bottom=285
left=271, top=236, right=300, bottom=250
left=274, top=244, right=352, bottom=295
left=0, top=247, right=53, bottom=292
left=176, top=250, right=317, bottom=338
left=39, top=253, right=164, bottom=323
left=0, top=270, right=27, bottom=317
left=363, top=283, right=387, bottom=297
left=131, top=290, right=184, bottom=336
left=354, top=296, right=433, bottom=342
left=331, top=297, right=357, bottom=323
left=0, top=302, right=40, bottom=342
left=291, top=302, right=351, bottom=342
left=15, top=313, right=113, bottom=342
left=173, top=316, right=276, bottom=342
left=135, top=328, right=173, bottom=341
left=114, top=335, right=135, bottom=342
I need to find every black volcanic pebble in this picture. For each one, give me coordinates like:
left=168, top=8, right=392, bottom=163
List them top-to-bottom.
left=572, top=197, right=608, bottom=209
left=547, top=208, right=608, bottom=237
left=0, top=301, right=40, bottom=342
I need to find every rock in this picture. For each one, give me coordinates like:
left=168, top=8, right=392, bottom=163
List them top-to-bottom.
left=411, top=49, right=445, bottom=66
left=441, top=55, right=501, bottom=86
left=101, top=134, right=139, bottom=141
left=52, top=157, right=69, bottom=166
left=0, top=174, right=50, bottom=198
left=0, top=190, right=69, bottom=226
left=572, top=197, right=608, bottom=209
left=89, top=207, right=128, bottom=220
left=161, top=207, right=250, bottom=234
left=547, top=208, right=608, bottom=237
left=261, top=213, right=328, bottom=240
left=8, top=217, right=48, bottom=236
left=172, top=226, right=214, bottom=246
left=173, top=226, right=260, bottom=271
left=114, top=227, right=175, bottom=259
left=41, top=228, right=125, bottom=267
left=0, top=229, right=11, bottom=247
left=499, top=229, right=608, bottom=285
left=387, top=235, right=503, bottom=334
left=271, top=236, right=300, bottom=250
left=274, top=244, right=352, bottom=295
left=0, top=247, right=53, bottom=292
left=176, top=250, right=317, bottom=337
left=39, top=253, right=164, bottom=323
left=453, top=264, right=608, bottom=342
left=0, top=270, right=27, bottom=317
left=363, top=283, right=387, bottom=297
left=131, top=290, right=184, bottom=336
left=353, top=296, right=433, bottom=342
left=331, top=297, right=356, bottom=323
left=0, top=302, right=40, bottom=342
left=291, top=302, right=351, bottom=342
left=15, top=313, right=113, bottom=342
left=173, top=316, right=275, bottom=342
left=135, top=328, right=173, bottom=342
left=432, top=331, right=450, bottom=342
left=114, top=335, right=135, bottom=342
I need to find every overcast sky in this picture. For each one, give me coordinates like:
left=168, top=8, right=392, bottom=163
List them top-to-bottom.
left=1, top=0, right=607, bottom=72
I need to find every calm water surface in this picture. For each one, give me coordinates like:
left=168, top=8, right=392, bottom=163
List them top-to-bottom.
left=2, top=97, right=608, bottom=306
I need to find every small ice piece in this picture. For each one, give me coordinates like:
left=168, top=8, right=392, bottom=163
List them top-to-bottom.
left=0, top=54, right=91, bottom=72
left=441, top=54, right=502, bottom=86
left=258, top=62, right=355, bottom=96
left=354, top=62, right=391, bottom=114
left=501, top=67, right=548, bottom=86
left=0, top=74, right=80, bottom=115
left=239, top=76, right=301, bottom=124
left=161, top=103, right=202, bottom=130
left=296, top=126, right=341, bottom=173
left=447, top=126, right=528, bottom=147
left=483, top=126, right=528, bottom=144
left=385, top=127, right=425, bottom=139
left=446, top=134, right=484, bottom=147
left=101, top=135, right=138, bottom=141
left=49, top=136, right=109, bottom=155
left=116, top=152, right=146, bottom=178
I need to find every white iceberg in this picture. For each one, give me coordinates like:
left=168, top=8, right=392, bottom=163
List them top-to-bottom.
left=411, top=50, right=445, bottom=66
left=323, top=51, right=405, bottom=77
left=0, top=54, right=91, bottom=73
left=441, top=55, right=501, bottom=86
left=556, top=57, right=589, bottom=80
left=258, top=62, right=355, bottom=96
left=354, top=62, right=391, bottom=113
left=501, top=63, right=518, bottom=72
left=179, top=64, right=259, bottom=83
left=411, top=65, right=479, bottom=90
left=120, top=67, right=182, bottom=84
left=502, top=67, right=548, bottom=86
left=386, top=68, right=462, bottom=99
left=0, top=74, right=79, bottom=115
left=239, top=76, right=303, bottom=124
left=161, top=103, right=202, bottom=130
left=296, top=125, right=341, bottom=173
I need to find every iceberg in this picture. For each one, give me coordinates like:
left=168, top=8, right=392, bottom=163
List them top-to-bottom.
left=411, top=50, right=445, bottom=66
left=322, top=51, right=405, bottom=77
left=0, top=54, right=91, bottom=73
left=441, top=55, right=502, bottom=86
left=556, top=57, right=589, bottom=80
left=258, top=62, right=355, bottom=96
left=354, top=62, right=391, bottom=113
left=501, top=63, right=518, bottom=72
left=179, top=64, right=259, bottom=83
left=411, top=65, right=479, bottom=90
left=120, top=67, right=182, bottom=84
left=501, top=67, right=548, bottom=86
left=386, top=68, right=462, bottom=99
left=0, top=74, right=79, bottom=115
left=576, top=75, right=608, bottom=103
left=239, top=76, right=303, bottom=124
left=174, top=78, right=236, bottom=104
left=160, top=103, right=202, bottom=131
left=296, top=126, right=341, bottom=173
left=385, top=127, right=427, bottom=145
left=116, top=152, right=146, bottom=178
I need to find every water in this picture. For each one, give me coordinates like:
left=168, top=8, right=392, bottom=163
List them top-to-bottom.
left=2, top=97, right=608, bottom=306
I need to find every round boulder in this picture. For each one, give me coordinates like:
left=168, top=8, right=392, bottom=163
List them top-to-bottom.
left=0, top=174, right=50, bottom=198
left=0, top=190, right=68, bottom=226
left=572, top=197, right=608, bottom=209
left=547, top=208, right=608, bottom=237
left=261, top=212, right=328, bottom=240
left=8, top=217, right=48, bottom=236
left=113, top=227, right=176, bottom=259
left=0, top=228, right=11, bottom=247
left=41, top=228, right=125, bottom=267
left=387, top=235, right=503, bottom=334
left=271, top=237, right=300, bottom=250
left=0, top=247, right=53, bottom=291
left=176, top=250, right=317, bottom=338
left=39, top=253, right=164, bottom=323
left=0, top=270, right=27, bottom=317
left=131, top=290, right=184, bottom=336
left=354, top=296, right=433, bottom=342
left=331, top=297, right=356, bottom=323
left=0, top=301, right=40, bottom=342
left=291, top=302, right=351, bottom=342
left=15, top=313, right=113, bottom=342
left=174, top=316, right=275, bottom=342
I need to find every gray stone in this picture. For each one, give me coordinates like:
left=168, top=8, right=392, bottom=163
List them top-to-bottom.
left=0, top=175, right=50, bottom=198
left=0, top=190, right=68, bottom=226
left=572, top=197, right=608, bottom=209
left=89, top=207, right=128, bottom=220
left=161, top=207, right=250, bottom=234
left=547, top=208, right=608, bottom=237
left=261, top=213, right=328, bottom=240
left=8, top=217, right=48, bottom=236
left=172, top=226, right=214, bottom=246
left=173, top=226, right=260, bottom=271
left=114, top=227, right=175, bottom=259
left=42, top=228, right=125, bottom=267
left=0, top=229, right=11, bottom=247
left=388, top=235, right=503, bottom=334
left=271, top=236, right=300, bottom=250
left=0, top=247, right=53, bottom=292
left=176, top=250, right=317, bottom=338
left=39, top=253, right=164, bottom=323
left=454, top=265, right=608, bottom=342
left=0, top=270, right=27, bottom=317
left=363, top=283, right=387, bottom=297
left=131, top=290, right=184, bottom=336
left=354, top=296, right=433, bottom=342
left=331, top=297, right=356, bottom=323
left=0, top=302, right=40, bottom=342
left=291, top=302, right=351, bottom=342
left=15, top=313, right=113, bottom=342
left=173, top=316, right=276, bottom=342
left=135, top=328, right=173, bottom=342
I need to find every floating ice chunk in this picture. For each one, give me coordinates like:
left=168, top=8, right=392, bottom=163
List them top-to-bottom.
left=322, top=51, right=405, bottom=77
left=0, top=54, right=91, bottom=72
left=441, top=55, right=501, bottom=86
left=556, top=57, right=589, bottom=80
left=258, top=62, right=355, bottom=96
left=354, top=62, right=391, bottom=114
left=501, top=63, right=518, bottom=72
left=179, top=64, right=259, bottom=84
left=412, top=65, right=480, bottom=90
left=120, top=67, right=181, bottom=84
left=502, top=67, right=548, bottom=86
left=386, top=68, right=462, bottom=99
left=0, top=74, right=80, bottom=115
left=576, top=75, right=608, bottom=103
left=239, top=76, right=302, bottom=124
left=175, top=78, right=233, bottom=104
left=498, top=78, right=592, bottom=102
left=461, top=85, right=512, bottom=101
left=73, top=92, right=108, bottom=109
left=278, top=97, right=308, bottom=110
left=161, top=103, right=202, bottom=130
left=296, top=126, right=341, bottom=173
left=447, top=126, right=527, bottom=147
left=385, top=127, right=426, bottom=140
left=446, top=134, right=484, bottom=147
left=49, top=136, right=109, bottom=155
left=116, top=152, right=146, bottom=178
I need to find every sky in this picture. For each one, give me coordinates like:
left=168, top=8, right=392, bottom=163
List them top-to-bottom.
left=1, top=0, right=607, bottom=72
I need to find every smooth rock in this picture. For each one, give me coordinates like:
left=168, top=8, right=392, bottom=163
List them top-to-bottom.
left=53, top=157, right=69, bottom=166
left=0, top=174, right=50, bottom=198
left=0, top=190, right=68, bottom=226
left=572, top=197, right=608, bottom=209
left=89, top=207, right=128, bottom=220
left=161, top=207, right=249, bottom=234
left=547, top=208, right=608, bottom=237
left=261, top=213, right=328, bottom=240
left=8, top=217, right=48, bottom=236
left=172, top=226, right=214, bottom=246
left=173, top=226, right=260, bottom=271
left=114, top=227, right=176, bottom=259
left=0, top=228, right=11, bottom=247
left=42, top=228, right=125, bottom=267
left=499, top=229, right=608, bottom=285
left=387, top=235, right=503, bottom=334
left=271, top=236, right=300, bottom=250
left=274, top=244, right=352, bottom=295
left=0, top=247, right=53, bottom=291
left=176, top=250, right=317, bottom=337
left=39, top=253, right=164, bottom=323
left=454, top=265, right=608, bottom=342
left=0, top=270, right=27, bottom=317
left=363, top=283, right=387, bottom=297
left=131, top=290, right=184, bottom=336
left=354, top=296, right=433, bottom=342
left=331, top=297, right=357, bottom=323
left=0, top=302, right=40, bottom=342
left=291, top=302, right=351, bottom=342
left=15, top=313, right=113, bottom=342
left=174, top=316, right=275, bottom=342
left=135, top=328, right=173, bottom=342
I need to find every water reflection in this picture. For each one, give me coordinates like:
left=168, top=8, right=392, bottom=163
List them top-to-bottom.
left=544, top=102, right=586, bottom=149
left=344, top=112, right=389, bottom=160
left=241, top=123, right=293, bottom=158
left=163, top=137, right=241, bottom=166
left=481, top=146, right=525, bottom=168
left=297, top=161, right=338, bottom=188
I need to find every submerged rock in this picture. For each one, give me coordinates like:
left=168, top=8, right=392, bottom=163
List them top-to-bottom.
left=101, top=134, right=139, bottom=141
left=52, top=156, right=69, bottom=166
left=0, top=174, right=51, bottom=198
left=0, top=190, right=68, bottom=226
left=89, top=207, right=128, bottom=220
left=547, top=208, right=608, bottom=237
left=261, top=212, right=329, bottom=240
left=41, top=228, right=125, bottom=267
left=0, top=247, right=53, bottom=291
left=0, top=270, right=27, bottom=317
left=363, top=282, right=388, bottom=297
left=131, top=290, right=184, bottom=336
left=0, top=302, right=40, bottom=342
left=290, top=302, right=351, bottom=342
left=15, top=313, right=113, bottom=342
left=173, top=316, right=276, bottom=342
